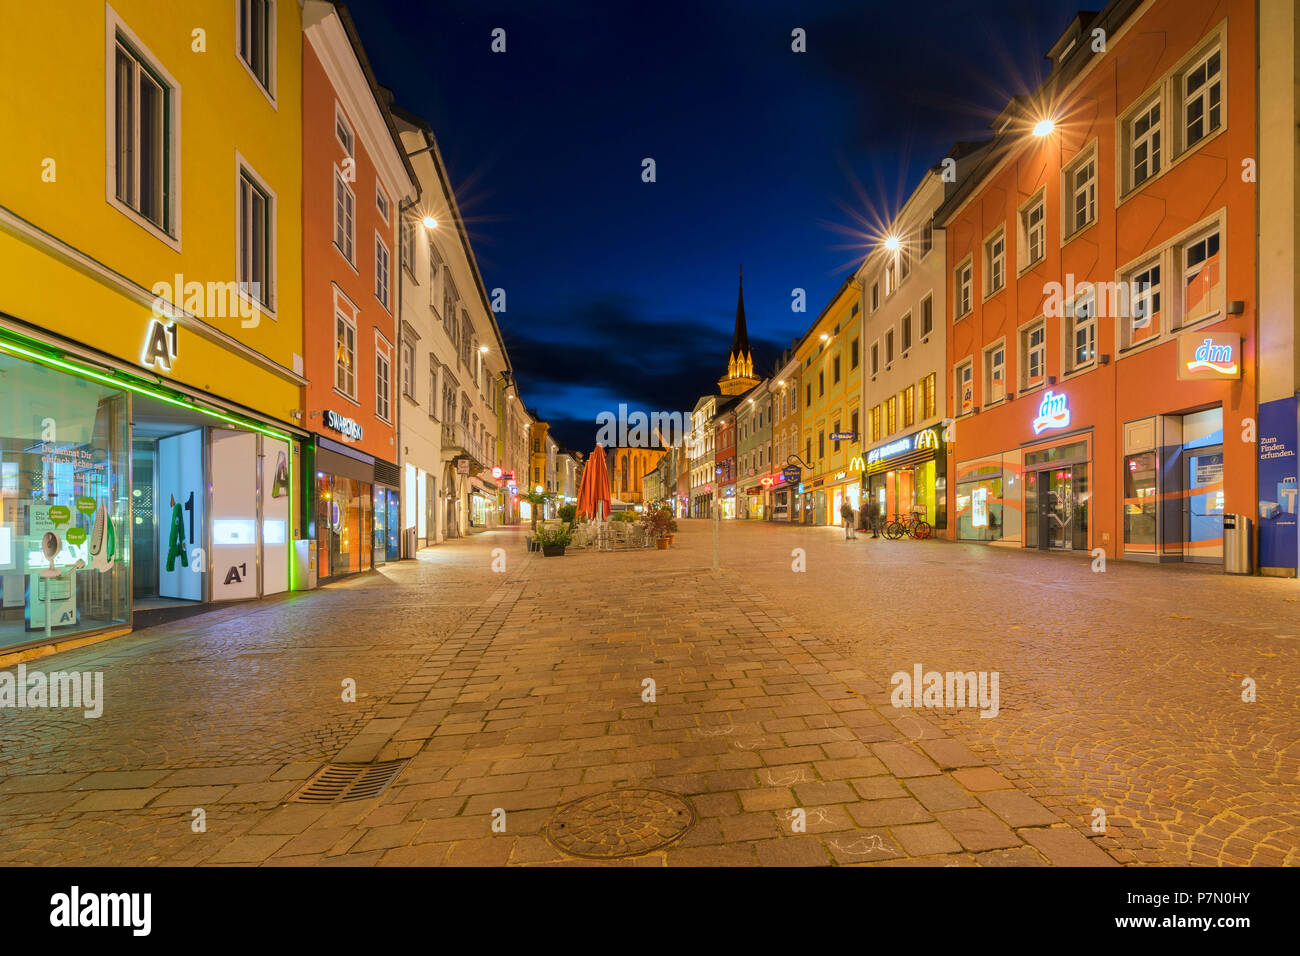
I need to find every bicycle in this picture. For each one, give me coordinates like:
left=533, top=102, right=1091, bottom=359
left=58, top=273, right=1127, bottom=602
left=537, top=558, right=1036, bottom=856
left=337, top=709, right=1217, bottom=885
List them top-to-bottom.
left=885, top=511, right=932, bottom=540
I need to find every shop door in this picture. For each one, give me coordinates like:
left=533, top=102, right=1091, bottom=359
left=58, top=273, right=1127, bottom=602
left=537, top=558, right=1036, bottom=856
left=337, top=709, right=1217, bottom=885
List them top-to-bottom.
left=1184, top=445, right=1224, bottom=560
left=1032, top=468, right=1075, bottom=550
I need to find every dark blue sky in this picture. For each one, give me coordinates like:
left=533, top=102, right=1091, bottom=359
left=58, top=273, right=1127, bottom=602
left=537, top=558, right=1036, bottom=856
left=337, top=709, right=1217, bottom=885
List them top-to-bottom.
left=349, top=0, right=1085, bottom=450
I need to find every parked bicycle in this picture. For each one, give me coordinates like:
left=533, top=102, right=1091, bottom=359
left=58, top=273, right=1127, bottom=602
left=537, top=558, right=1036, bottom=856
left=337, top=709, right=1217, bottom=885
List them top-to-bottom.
left=885, top=510, right=932, bottom=540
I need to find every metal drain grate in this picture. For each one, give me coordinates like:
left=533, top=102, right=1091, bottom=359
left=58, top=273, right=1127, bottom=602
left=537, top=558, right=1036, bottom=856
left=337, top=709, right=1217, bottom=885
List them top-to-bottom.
left=292, top=759, right=410, bottom=804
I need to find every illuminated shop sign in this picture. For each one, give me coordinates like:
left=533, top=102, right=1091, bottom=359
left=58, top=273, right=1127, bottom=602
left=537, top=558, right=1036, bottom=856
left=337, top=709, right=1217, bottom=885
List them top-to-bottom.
left=1178, top=331, right=1241, bottom=380
left=1031, top=391, right=1070, bottom=435
left=325, top=410, right=363, bottom=441
left=867, top=427, right=941, bottom=465
left=829, top=432, right=856, bottom=441
left=849, top=456, right=866, bottom=471
left=759, top=472, right=787, bottom=488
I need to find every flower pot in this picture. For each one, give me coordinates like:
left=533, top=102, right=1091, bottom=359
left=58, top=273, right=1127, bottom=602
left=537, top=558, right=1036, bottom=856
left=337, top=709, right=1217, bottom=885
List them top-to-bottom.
left=667, top=534, right=675, bottom=545
left=656, top=537, right=670, bottom=550
left=542, top=544, right=567, bottom=557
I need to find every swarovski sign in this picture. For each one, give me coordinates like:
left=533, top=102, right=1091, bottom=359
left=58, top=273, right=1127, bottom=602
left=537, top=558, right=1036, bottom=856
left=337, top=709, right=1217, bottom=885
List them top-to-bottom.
left=325, top=410, right=363, bottom=441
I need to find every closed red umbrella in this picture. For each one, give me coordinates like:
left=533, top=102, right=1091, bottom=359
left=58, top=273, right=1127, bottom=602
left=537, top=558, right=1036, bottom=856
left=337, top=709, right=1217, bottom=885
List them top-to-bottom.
left=576, top=445, right=611, bottom=520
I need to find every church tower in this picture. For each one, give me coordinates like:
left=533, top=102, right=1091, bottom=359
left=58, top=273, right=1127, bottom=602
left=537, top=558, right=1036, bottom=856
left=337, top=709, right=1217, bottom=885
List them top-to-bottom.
left=718, top=267, right=760, bottom=395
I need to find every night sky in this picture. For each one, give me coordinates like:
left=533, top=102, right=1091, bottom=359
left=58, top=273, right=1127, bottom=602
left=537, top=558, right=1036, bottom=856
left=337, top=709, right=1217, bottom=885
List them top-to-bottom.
left=348, top=0, right=1085, bottom=451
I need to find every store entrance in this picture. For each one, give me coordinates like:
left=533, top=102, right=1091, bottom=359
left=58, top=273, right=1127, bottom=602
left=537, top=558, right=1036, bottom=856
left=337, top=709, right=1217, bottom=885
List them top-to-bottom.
left=1026, top=466, right=1089, bottom=551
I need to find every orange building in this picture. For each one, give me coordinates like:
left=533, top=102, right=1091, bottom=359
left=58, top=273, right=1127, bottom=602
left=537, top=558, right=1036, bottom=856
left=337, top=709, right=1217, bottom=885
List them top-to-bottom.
left=936, top=0, right=1256, bottom=565
left=302, top=2, right=416, bottom=582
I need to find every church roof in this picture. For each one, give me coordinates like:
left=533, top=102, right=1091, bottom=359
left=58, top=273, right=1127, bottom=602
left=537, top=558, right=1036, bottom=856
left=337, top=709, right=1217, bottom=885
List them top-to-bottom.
left=730, top=267, right=750, bottom=358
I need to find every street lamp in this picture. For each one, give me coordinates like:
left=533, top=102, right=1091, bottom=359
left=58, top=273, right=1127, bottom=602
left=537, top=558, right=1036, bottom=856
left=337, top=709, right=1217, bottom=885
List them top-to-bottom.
left=1033, top=118, right=1055, bottom=137
left=422, top=215, right=438, bottom=229
left=884, top=235, right=901, bottom=252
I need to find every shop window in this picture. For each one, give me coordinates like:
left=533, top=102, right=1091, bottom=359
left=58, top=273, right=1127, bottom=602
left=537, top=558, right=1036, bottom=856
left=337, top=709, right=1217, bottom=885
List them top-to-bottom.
left=237, top=0, right=274, bottom=95
left=111, top=27, right=176, bottom=235
left=1063, top=146, right=1097, bottom=238
left=237, top=163, right=274, bottom=310
left=333, top=166, right=355, bottom=263
left=983, top=228, right=1005, bottom=296
left=1179, top=230, right=1221, bottom=327
left=375, top=234, right=391, bottom=310
left=955, top=258, right=973, bottom=318
left=1122, top=260, right=1162, bottom=348
left=1066, top=290, right=1096, bottom=373
left=921, top=295, right=933, bottom=338
left=1020, top=320, right=1046, bottom=390
left=983, top=342, right=1006, bottom=404
left=0, top=353, right=131, bottom=650
left=955, top=359, right=974, bottom=415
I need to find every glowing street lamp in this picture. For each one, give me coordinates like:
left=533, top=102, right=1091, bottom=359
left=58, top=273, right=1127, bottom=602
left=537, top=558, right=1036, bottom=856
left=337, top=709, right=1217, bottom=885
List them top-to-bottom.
left=1033, top=118, right=1056, bottom=137
left=422, top=215, right=438, bottom=229
left=883, top=235, right=901, bottom=252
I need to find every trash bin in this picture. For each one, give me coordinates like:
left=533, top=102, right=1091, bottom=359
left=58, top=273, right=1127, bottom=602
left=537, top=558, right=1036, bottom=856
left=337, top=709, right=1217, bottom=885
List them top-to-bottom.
left=1223, top=513, right=1252, bottom=574
left=404, top=527, right=417, bottom=559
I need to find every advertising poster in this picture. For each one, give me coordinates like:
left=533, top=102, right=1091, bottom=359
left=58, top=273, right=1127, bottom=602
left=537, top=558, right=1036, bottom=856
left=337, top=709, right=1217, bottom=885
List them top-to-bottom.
left=1257, top=396, right=1298, bottom=573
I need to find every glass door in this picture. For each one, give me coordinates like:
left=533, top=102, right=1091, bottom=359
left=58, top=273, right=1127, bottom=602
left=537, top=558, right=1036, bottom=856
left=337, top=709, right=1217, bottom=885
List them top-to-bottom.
left=1184, top=445, right=1224, bottom=560
left=1045, top=468, right=1073, bottom=550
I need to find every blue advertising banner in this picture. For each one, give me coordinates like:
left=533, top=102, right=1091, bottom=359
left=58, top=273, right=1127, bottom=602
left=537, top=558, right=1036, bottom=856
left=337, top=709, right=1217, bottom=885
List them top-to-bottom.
left=1257, top=396, right=1298, bottom=573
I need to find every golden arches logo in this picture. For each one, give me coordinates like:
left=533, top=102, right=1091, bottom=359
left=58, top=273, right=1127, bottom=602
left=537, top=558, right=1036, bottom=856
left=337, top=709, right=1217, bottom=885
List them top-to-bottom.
left=915, top=429, right=939, bottom=451
left=849, top=455, right=866, bottom=471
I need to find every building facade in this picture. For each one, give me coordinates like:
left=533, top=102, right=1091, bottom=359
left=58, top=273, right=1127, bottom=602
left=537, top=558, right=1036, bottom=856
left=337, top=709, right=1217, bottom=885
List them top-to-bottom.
left=0, top=0, right=307, bottom=654
left=302, top=0, right=415, bottom=582
left=937, top=0, right=1257, bottom=563
left=767, top=350, right=801, bottom=520
left=734, top=382, right=772, bottom=518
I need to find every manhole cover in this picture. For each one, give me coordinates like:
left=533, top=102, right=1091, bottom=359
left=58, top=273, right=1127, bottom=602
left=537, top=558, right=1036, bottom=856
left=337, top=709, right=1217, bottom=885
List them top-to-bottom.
left=291, top=759, right=410, bottom=804
left=545, top=788, right=695, bottom=859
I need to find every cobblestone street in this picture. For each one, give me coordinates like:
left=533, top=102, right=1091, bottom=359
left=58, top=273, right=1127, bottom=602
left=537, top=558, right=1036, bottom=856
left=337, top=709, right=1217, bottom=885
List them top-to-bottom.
left=0, top=519, right=1296, bottom=866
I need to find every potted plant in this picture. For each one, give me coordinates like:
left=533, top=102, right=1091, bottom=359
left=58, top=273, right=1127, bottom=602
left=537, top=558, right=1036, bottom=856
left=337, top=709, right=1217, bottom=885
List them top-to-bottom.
left=522, top=489, right=554, bottom=551
left=558, top=503, right=577, bottom=527
left=642, top=508, right=674, bottom=548
left=534, top=523, right=573, bottom=556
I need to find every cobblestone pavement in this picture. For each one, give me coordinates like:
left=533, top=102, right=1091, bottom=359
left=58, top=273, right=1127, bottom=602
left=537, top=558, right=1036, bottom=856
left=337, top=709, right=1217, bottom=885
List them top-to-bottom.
left=0, top=519, right=1295, bottom=866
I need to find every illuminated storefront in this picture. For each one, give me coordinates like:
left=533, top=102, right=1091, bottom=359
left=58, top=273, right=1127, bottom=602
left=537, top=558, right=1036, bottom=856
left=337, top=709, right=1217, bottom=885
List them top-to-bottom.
left=865, top=425, right=946, bottom=530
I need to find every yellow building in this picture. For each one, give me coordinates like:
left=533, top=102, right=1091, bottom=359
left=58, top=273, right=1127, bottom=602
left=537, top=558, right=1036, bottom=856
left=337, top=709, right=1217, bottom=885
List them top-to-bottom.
left=0, top=1, right=307, bottom=656
left=793, top=278, right=864, bottom=526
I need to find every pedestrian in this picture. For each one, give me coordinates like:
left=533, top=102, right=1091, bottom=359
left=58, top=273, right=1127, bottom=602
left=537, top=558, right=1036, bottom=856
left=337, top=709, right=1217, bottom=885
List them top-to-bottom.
left=840, top=500, right=856, bottom=539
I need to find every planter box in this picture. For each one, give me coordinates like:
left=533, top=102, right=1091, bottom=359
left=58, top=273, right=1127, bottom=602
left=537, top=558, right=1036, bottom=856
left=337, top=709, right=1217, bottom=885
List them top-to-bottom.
left=655, top=537, right=670, bottom=550
left=541, top=545, right=567, bottom=557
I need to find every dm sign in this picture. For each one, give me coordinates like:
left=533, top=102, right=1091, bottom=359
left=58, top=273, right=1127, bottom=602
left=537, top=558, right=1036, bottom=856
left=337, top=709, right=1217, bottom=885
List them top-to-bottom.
left=1178, top=331, right=1241, bottom=381
left=1031, top=391, right=1070, bottom=435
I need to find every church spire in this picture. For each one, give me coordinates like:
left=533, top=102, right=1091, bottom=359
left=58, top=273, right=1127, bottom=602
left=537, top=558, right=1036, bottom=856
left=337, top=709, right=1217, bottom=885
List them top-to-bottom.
left=718, top=264, right=759, bottom=396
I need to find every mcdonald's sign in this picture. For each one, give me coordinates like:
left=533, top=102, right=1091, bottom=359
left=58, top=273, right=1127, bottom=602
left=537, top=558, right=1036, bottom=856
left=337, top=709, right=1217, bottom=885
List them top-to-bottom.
left=915, top=428, right=939, bottom=451
left=849, top=455, right=866, bottom=472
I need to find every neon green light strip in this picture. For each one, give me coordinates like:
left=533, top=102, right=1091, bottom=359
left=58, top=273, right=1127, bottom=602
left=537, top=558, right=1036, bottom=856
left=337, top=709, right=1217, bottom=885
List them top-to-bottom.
left=0, top=332, right=293, bottom=442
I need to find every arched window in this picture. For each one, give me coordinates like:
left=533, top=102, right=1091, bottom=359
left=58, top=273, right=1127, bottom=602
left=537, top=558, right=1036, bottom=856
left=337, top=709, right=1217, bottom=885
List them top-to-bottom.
left=620, top=454, right=628, bottom=492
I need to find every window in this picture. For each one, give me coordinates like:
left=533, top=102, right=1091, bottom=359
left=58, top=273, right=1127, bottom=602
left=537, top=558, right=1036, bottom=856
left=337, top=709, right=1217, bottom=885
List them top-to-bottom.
left=237, top=0, right=273, bottom=94
left=111, top=33, right=174, bottom=233
left=1182, top=47, right=1221, bottom=150
left=1129, top=99, right=1161, bottom=188
left=335, top=103, right=353, bottom=155
left=1064, top=148, right=1097, bottom=236
left=237, top=165, right=273, bottom=309
left=333, top=167, right=355, bottom=262
left=1021, top=196, right=1045, bottom=267
left=920, top=219, right=933, bottom=256
left=401, top=220, right=416, bottom=275
left=984, top=229, right=1005, bottom=295
left=1181, top=230, right=1221, bottom=326
left=375, top=234, right=391, bottom=310
left=430, top=246, right=445, bottom=316
left=899, top=247, right=910, bottom=282
left=885, top=257, right=897, bottom=297
left=955, top=259, right=973, bottom=317
left=1123, top=261, right=1162, bottom=348
left=443, top=274, right=460, bottom=341
left=871, top=283, right=879, bottom=311
left=1067, top=289, right=1097, bottom=372
left=921, top=295, right=933, bottom=338
left=335, top=303, right=356, bottom=399
left=901, top=313, right=912, bottom=353
left=1020, top=321, right=1046, bottom=390
left=885, top=329, right=895, bottom=365
left=850, top=337, right=859, bottom=370
left=401, top=339, right=416, bottom=398
left=376, top=340, right=392, bottom=423
left=870, top=342, right=879, bottom=376
left=983, top=343, right=1006, bottom=404
left=832, top=355, right=841, bottom=384
left=956, top=359, right=974, bottom=415
left=818, top=370, right=824, bottom=397
left=921, top=372, right=937, bottom=418
left=806, top=383, right=812, bottom=407
left=902, top=385, right=916, bottom=427
left=886, top=396, right=897, bottom=434
left=870, top=405, right=881, bottom=442
left=850, top=409, right=859, bottom=438
left=832, top=421, right=841, bottom=453
left=818, top=431, right=825, bottom=460
left=806, top=437, right=812, bottom=463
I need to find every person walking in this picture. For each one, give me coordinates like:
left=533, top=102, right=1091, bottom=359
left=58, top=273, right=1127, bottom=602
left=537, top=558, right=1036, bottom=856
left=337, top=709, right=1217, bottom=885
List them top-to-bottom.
left=840, top=500, right=857, bottom=540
